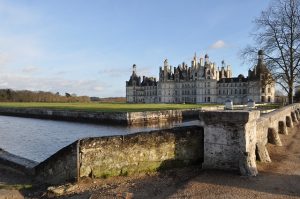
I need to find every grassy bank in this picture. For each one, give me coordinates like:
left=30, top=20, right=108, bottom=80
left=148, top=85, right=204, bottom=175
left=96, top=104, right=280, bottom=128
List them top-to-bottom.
left=0, top=102, right=220, bottom=112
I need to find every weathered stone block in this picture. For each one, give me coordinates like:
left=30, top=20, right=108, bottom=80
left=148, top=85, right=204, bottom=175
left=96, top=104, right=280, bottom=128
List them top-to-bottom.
left=199, top=110, right=260, bottom=176
left=291, top=112, right=298, bottom=123
left=286, top=115, right=293, bottom=128
left=278, top=121, right=288, bottom=135
left=267, top=128, right=282, bottom=146
left=256, top=142, right=271, bottom=163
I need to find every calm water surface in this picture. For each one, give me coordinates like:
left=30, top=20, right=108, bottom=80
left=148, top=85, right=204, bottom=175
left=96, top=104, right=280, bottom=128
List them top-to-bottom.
left=0, top=116, right=199, bottom=162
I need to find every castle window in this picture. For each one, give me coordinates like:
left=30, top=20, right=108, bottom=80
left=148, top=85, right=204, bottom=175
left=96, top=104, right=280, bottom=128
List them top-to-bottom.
left=262, top=88, right=265, bottom=93
left=268, top=88, right=271, bottom=93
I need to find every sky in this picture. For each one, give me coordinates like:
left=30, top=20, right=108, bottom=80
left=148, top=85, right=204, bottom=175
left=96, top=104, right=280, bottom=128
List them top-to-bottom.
left=0, top=0, right=272, bottom=97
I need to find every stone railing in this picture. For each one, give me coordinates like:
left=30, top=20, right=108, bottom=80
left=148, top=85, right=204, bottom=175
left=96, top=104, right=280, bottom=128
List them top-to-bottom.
left=198, top=103, right=300, bottom=176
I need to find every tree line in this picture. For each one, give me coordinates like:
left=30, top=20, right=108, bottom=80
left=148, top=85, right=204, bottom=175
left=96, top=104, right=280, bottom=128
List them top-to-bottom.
left=0, top=89, right=90, bottom=102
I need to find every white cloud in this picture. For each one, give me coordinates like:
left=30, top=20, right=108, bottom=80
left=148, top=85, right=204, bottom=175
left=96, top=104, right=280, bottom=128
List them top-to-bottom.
left=209, top=40, right=227, bottom=49
left=0, top=52, right=11, bottom=68
left=22, top=66, right=40, bottom=73
left=93, top=86, right=104, bottom=91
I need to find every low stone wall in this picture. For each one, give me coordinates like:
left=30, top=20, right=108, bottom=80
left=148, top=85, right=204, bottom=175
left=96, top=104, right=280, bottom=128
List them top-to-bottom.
left=255, top=103, right=300, bottom=162
left=0, top=108, right=201, bottom=125
left=0, top=108, right=128, bottom=124
left=32, top=126, right=203, bottom=184
left=79, top=126, right=203, bottom=178
left=34, top=141, right=78, bottom=184
left=0, top=148, right=38, bottom=175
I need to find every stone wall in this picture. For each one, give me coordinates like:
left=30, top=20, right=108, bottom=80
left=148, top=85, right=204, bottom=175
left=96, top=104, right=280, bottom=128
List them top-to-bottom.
left=198, top=103, right=300, bottom=176
left=255, top=103, right=300, bottom=162
left=0, top=108, right=201, bottom=125
left=0, top=108, right=128, bottom=124
left=33, top=126, right=203, bottom=184
left=79, top=126, right=204, bottom=178
left=34, top=141, right=79, bottom=184
left=0, top=148, right=37, bottom=175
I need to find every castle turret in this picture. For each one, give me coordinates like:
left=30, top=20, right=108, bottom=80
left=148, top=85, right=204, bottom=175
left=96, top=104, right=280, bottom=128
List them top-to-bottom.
left=258, top=50, right=264, bottom=64
left=192, top=52, right=197, bottom=68
left=205, top=54, right=209, bottom=65
left=200, top=57, right=204, bottom=66
left=164, top=59, right=169, bottom=81
left=132, top=64, right=137, bottom=74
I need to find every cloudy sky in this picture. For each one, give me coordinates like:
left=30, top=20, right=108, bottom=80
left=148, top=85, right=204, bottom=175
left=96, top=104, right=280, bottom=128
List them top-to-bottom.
left=0, top=0, right=271, bottom=97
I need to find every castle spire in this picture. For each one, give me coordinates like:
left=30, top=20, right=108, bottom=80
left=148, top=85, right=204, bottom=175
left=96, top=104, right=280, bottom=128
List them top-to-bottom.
left=132, top=64, right=136, bottom=74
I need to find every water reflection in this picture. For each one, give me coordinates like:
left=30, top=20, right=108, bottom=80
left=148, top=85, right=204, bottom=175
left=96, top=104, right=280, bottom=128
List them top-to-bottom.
left=0, top=116, right=200, bottom=162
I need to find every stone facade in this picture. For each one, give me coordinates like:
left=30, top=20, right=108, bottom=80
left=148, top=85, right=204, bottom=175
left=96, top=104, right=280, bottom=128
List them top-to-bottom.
left=126, top=50, right=275, bottom=104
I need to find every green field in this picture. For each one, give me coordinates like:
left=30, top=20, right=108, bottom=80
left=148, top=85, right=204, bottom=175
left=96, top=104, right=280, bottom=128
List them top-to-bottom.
left=0, top=102, right=220, bottom=112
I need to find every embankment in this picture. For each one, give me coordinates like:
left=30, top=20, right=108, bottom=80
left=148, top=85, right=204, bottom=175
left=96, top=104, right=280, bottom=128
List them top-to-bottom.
left=0, top=107, right=203, bottom=125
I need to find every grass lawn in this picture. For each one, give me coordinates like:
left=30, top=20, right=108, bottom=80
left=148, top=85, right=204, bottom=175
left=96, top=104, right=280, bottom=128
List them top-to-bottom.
left=0, top=102, right=220, bottom=112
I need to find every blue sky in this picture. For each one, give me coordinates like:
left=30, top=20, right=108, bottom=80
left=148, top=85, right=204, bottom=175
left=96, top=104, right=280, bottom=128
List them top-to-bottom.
left=0, top=0, right=271, bottom=97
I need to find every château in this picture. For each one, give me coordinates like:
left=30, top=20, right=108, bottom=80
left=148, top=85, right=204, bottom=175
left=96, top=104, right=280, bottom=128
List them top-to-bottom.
left=126, top=50, right=275, bottom=104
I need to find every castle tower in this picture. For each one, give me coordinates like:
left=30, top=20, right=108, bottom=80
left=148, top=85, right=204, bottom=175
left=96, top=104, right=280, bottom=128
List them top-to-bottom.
left=258, top=49, right=264, bottom=65
left=192, top=52, right=197, bottom=68
left=205, top=54, right=209, bottom=65
left=199, top=57, right=204, bottom=66
left=164, top=59, right=169, bottom=81
left=222, top=60, right=226, bottom=68
left=132, top=64, right=137, bottom=74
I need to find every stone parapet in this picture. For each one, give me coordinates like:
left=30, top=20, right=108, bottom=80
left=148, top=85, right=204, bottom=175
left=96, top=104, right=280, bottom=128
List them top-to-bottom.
left=199, top=110, right=260, bottom=176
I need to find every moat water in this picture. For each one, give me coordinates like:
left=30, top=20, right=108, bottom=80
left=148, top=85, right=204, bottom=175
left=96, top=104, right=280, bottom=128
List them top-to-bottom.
left=0, top=115, right=200, bottom=162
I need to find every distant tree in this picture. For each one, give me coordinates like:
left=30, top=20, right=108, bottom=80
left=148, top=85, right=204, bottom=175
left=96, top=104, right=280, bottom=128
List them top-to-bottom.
left=242, top=0, right=300, bottom=104
left=6, top=89, right=12, bottom=101
left=65, top=93, right=71, bottom=97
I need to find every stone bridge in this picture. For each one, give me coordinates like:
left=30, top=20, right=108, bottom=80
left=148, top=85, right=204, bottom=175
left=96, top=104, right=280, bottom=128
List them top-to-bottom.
left=199, top=103, right=300, bottom=176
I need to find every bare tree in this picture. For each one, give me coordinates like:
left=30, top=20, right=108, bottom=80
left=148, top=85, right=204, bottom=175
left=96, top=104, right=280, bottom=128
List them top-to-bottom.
left=242, top=0, right=300, bottom=104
